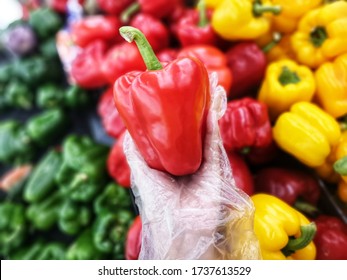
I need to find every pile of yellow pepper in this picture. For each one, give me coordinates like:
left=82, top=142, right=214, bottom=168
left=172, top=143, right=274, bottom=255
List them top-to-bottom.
left=206, top=0, right=347, bottom=260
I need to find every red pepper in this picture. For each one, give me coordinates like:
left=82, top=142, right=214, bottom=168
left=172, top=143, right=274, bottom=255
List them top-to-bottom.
left=50, top=0, right=85, bottom=13
left=97, top=0, right=134, bottom=15
left=121, top=0, right=182, bottom=22
left=174, top=1, right=217, bottom=47
left=130, top=13, right=170, bottom=52
left=71, top=16, right=122, bottom=48
left=114, top=27, right=210, bottom=176
left=71, top=40, right=108, bottom=89
left=101, top=42, right=147, bottom=85
left=225, top=42, right=266, bottom=99
left=178, top=44, right=232, bottom=95
left=156, top=48, right=179, bottom=63
left=97, top=87, right=126, bottom=139
left=218, top=97, right=272, bottom=152
left=107, top=132, right=131, bottom=188
left=244, top=141, right=279, bottom=166
left=227, top=151, right=254, bottom=196
left=254, top=167, right=321, bottom=206
left=314, top=215, right=347, bottom=260
left=125, top=216, right=142, bottom=260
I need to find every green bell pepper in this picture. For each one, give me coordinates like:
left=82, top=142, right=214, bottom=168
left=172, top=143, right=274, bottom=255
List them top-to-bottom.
left=28, top=8, right=63, bottom=40
left=39, top=38, right=58, bottom=58
left=0, top=63, right=13, bottom=84
left=4, top=81, right=33, bottom=110
left=36, top=84, right=65, bottom=109
left=64, top=85, right=89, bottom=108
left=25, top=108, right=68, bottom=146
left=0, top=120, right=34, bottom=164
left=56, top=135, right=109, bottom=202
left=24, top=150, right=62, bottom=203
left=94, top=183, right=132, bottom=215
left=26, top=190, right=62, bottom=231
left=58, top=199, right=92, bottom=235
left=0, top=201, right=26, bottom=256
left=93, top=210, right=134, bottom=259
left=66, top=229, right=107, bottom=260
left=10, top=240, right=66, bottom=260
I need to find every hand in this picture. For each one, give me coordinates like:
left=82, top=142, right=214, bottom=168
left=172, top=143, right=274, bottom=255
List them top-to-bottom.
left=124, top=73, right=260, bottom=260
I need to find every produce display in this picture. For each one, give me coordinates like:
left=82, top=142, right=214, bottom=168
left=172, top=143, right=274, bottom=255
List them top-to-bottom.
left=1, top=0, right=347, bottom=260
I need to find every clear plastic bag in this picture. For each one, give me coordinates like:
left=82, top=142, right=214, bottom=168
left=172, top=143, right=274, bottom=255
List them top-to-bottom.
left=123, top=73, right=261, bottom=260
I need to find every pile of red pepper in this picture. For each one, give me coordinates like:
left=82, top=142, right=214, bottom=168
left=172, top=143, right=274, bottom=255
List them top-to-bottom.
left=45, top=0, right=347, bottom=260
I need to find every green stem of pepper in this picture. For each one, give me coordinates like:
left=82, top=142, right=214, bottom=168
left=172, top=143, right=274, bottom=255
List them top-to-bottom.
left=197, top=0, right=208, bottom=27
left=253, top=1, right=281, bottom=17
left=120, top=2, right=140, bottom=24
left=119, top=26, right=163, bottom=71
left=310, top=26, right=327, bottom=48
left=262, top=32, right=282, bottom=53
left=278, top=66, right=301, bottom=86
left=334, top=156, right=347, bottom=176
left=281, top=222, right=317, bottom=257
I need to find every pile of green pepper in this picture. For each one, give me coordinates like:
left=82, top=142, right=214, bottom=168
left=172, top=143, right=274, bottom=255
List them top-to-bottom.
left=0, top=134, right=135, bottom=260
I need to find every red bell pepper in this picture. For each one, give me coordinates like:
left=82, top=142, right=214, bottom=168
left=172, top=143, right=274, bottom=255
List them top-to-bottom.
left=97, top=0, right=134, bottom=15
left=121, top=0, right=182, bottom=22
left=174, top=1, right=217, bottom=47
left=130, top=13, right=170, bottom=52
left=70, top=15, right=122, bottom=48
left=114, top=27, right=210, bottom=176
left=71, top=40, right=108, bottom=89
left=101, top=42, right=147, bottom=85
left=225, top=42, right=266, bottom=99
left=178, top=44, right=232, bottom=95
left=156, top=48, right=179, bottom=63
left=97, top=87, right=126, bottom=139
left=218, top=97, right=272, bottom=152
left=107, top=132, right=131, bottom=188
left=244, top=141, right=279, bottom=166
left=227, top=152, right=254, bottom=196
left=254, top=167, right=321, bottom=206
left=314, top=215, right=347, bottom=260
left=125, top=216, right=142, bottom=260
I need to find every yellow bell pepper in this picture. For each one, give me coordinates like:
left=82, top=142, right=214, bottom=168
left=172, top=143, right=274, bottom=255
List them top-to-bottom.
left=205, top=0, right=224, bottom=9
left=211, top=0, right=281, bottom=41
left=271, top=0, right=322, bottom=34
left=291, top=1, right=347, bottom=69
left=315, top=53, right=347, bottom=118
left=258, top=59, right=315, bottom=120
left=273, top=102, right=341, bottom=167
left=333, top=130, right=347, bottom=182
left=338, top=179, right=347, bottom=203
left=251, top=194, right=316, bottom=260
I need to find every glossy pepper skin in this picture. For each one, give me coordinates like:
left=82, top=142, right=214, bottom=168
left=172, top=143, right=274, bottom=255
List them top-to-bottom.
left=97, top=0, right=134, bottom=15
left=211, top=0, right=281, bottom=41
left=271, top=0, right=321, bottom=34
left=291, top=1, right=347, bottom=69
left=175, top=2, right=218, bottom=47
left=130, top=13, right=169, bottom=52
left=71, top=16, right=122, bottom=48
left=114, top=27, right=210, bottom=176
left=71, top=40, right=108, bottom=89
left=101, top=42, right=147, bottom=85
left=225, top=42, right=266, bottom=99
left=178, top=44, right=232, bottom=95
left=315, top=54, right=347, bottom=118
left=258, top=59, right=316, bottom=120
left=3, top=81, right=33, bottom=110
left=97, top=87, right=126, bottom=139
left=219, top=98, right=272, bottom=152
left=273, top=102, right=341, bottom=167
left=107, top=132, right=131, bottom=188
left=56, top=135, right=109, bottom=202
left=23, top=149, right=62, bottom=203
left=227, top=151, right=254, bottom=196
left=254, top=167, right=321, bottom=206
left=94, top=183, right=132, bottom=215
left=26, top=190, right=62, bottom=231
left=252, top=194, right=317, bottom=260
left=58, top=199, right=91, bottom=236
left=0, top=202, right=26, bottom=256
left=93, top=210, right=134, bottom=259
left=314, top=215, right=347, bottom=260
left=125, top=216, right=142, bottom=260
left=67, top=229, right=106, bottom=260
left=11, top=240, right=66, bottom=260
